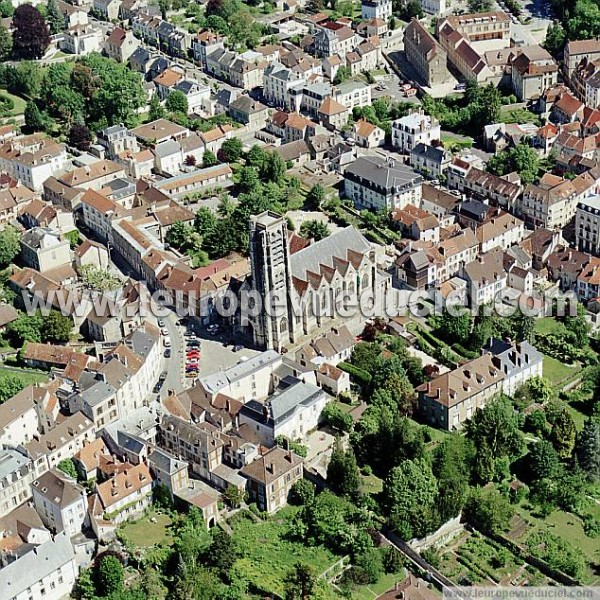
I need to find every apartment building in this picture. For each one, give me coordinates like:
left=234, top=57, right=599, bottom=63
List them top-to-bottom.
left=361, top=0, right=392, bottom=20
left=438, top=11, right=511, bottom=43
left=313, top=25, right=356, bottom=58
left=564, top=38, right=600, bottom=84
left=511, top=45, right=559, bottom=101
left=333, top=80, right=371, bottom=110
left=391, top=111, right=441, bottom=153
left=409, top=143, right=450, bottom=179
left=343, top=154, right=423, bottom=211
left=576, top=194, right=600, bottom=255
left=475, top=212, right=525, bottom=253
left=20, top=228, right=71, bottom=273
left=462, top=249, right=507, bottom=307
left=240, top=446, right=303, bottom=513
left=148, top=448, right=189, bottom=498
left=0, top=449, right=37, bottom=518
left=31, top=470, right=87, bottom=537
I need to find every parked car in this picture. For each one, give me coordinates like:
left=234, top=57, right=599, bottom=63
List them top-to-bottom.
left=158, top=319, right=165, bottom=327
left=160, top=327, right=169, bottom=336
left=163, top=337, right=171, bottom=347
left=233, top=345, right=244, bottom=352
left=164, top=349, right=171, bottom=358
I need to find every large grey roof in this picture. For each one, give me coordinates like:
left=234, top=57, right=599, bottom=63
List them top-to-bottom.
left=154, top=139, right=181, bottom=158
left=344, top=155, right=422, bottom=193
left=290, top=225, right=371, bottom=280
left=128, top=328, right=158, bottom=358
left=200, top=350, right=281, bottom=395
left=269, top=377, right=324, bottom=424
left=81, top=379, right=117, bottom=407
left=148, top=447, right=187, bottom=474
left=0, top=449, right=31, bottom=481
left=0, top=532, right=75, bottom=599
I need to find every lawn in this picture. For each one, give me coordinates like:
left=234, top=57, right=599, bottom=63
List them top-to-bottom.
left=0, top=89, right=27, bottom=116
left=500, top=106, right=541, bottom=126
left=440, top=133, right=473, bottom=150
left=534, top=317, right=566, bottom=336
left=542, top=355, right=575, bottom=386
left=0, top=366, right=48, bottom=386
left=360, top=473, right=383, bottom=495
left=230, top=508, right=339, bottom=597
left=119, top=512, right=173, bottom=547
left=350, top=571, right=406, bottom=599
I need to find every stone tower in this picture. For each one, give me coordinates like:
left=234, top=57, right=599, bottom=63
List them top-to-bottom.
left=248, top=211, right=294, bottom=351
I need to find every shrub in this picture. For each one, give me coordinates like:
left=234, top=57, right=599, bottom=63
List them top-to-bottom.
left=338, top=362, right=372, bottom=387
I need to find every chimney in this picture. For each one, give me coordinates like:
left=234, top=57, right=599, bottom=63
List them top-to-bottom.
left=267, top=462, right=274, bottom=473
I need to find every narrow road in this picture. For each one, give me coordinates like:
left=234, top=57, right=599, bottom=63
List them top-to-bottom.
left=161, top=309, right=185, bottom=397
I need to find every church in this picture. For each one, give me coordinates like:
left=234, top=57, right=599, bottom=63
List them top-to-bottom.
left=236, top=211, right=389, bottom=351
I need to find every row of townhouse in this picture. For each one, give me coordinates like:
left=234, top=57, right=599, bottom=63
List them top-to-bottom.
left=130, top=11, right=191, bottom=57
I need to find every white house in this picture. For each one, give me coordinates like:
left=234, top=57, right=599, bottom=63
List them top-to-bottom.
left=392, top=110, right=441, bottom=153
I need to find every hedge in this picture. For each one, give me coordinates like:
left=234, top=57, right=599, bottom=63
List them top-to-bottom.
left=452, top=343, right=479, bottom=360
left=338, top=362, right=372, bottom=386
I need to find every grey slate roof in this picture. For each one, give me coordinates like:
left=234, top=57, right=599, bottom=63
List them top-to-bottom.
left=154, top=140, right=181, bottom=158
left=344, top=155, right=422, bottom=193
left=290, top=225, right=371, bottom=280
left=0, top=532, right=75, bottom=599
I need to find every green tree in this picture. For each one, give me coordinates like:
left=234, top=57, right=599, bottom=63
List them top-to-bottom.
left=0, top=0, right=13, bottom=16
left=46, top=0, right=64, bottom=34
left=468, top=0, right=492, bottom=10
left=12, top=5, right=50, bottom=60
left=544, top=22, right=566, bottom=56
left=0, top=25, right=12, bottom=61
left=13, top=61, right=44, bottom=99
left=333, top=65, right=351, bottom=85
left=165, top=90, right=189, bottom=115
left=149, top=94, right=166, bottom=121
left=24, top=101, right=45, bottom=132
left=68, top=123, right=92, bottom=151
left=218, top=137, right=243, bottom=163
left=487, top=142, right=540, bottom=185
left=203, top=149, right=218, bottom=167
left=260, top=151, right=286, bottom=184
left=238, top=166, right=261, bottom=193
left=306, top=183, right=325, bottom=210
left=299, top=219, right=330, bottom=241
left=0, top=224, right=21, bottom=267
left=564, top=303, right=590, bottom=348
left=438, top=309, right=472, bottom=344
left=40, top=310, right=72, bottom=343
left=7, top=315, right=42, bottom=346
left=0, top=375, right=27, bottom=403
left=525, top=376, right=555, bottom=404
left=321, top=402, right=353, bottom=433
left=550, top=407, right=577, bottom=459
left=575, top=418, right=600, bottom=482
left=327, top=437, right=360, bottom=498
left=528, top=440, right=560, bottom=480
left=57, top=458, right=79, bottom=479
left=382, top=458, right=438, bottom=539
left=288, top=479, right=315, bottom=505
left=224, top=484, right=245, bottom=508
left=464, top=487, right=514, bottom=533
left=173, top=507, right=211, bottom=566
left=205, top=529, right=237, bottom=579
left=354, top=548, right=383, bottom=584
left=97, top=555, right=124, bottom=597
left=284, top=562, right=316, bottom=600
left=73, top=568, right=96, bottom=600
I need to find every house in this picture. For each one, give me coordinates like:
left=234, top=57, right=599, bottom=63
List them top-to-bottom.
left=93, top=0, right=121, bottom=20
left=361, top=0, right=392, bottom=20
left=404, top=19, right=451, bottom=87
left=61, top=24, right=102, bottom=56
left=313, top=25, right=356, bottom=58
left=105, top=26, right=139, bottom=63
left=564, top=38, right=600, bottom=84
left=511, top=45, right=559, bottom=101
left=334, top=80, right=371, bottom=110
left=551, top=91, right=585, bottom=124
left=228, top=96, right=269, bottom=130
left=318, top=96, right=349, bottom=130
left=392, top=111, right=441, bottom=153
left=130, top=118, right=189, bottom=145
left=353, top=119, right=385, bottom=148
left=97, top=124, right=140, bottom=159
left=0, top=134, right=67, bottom=192
left=409, top=143, right=450, bottom=179
left=343, top=154, right=423, bottom=211
left=576, top=194, right=600, bottom=255
left=391, top=204, right=440, bottom=243
left=475, top=211, right=525, bottom=253
left=20, top=228, right=72, bottom=273
left=74, top=239, right=110, bottom=270
left=461, top=249, right=507, bottom=308
left=0, top=303, right=18, bottom=333
left=295, top=325, right=356, bottom=367
left=316, top=364, right=350, bottom=395
left=238, top=377, right=329, bottom=445
left=73, top=438, right=111, bottom=480
left=240, top=446, right=303, bottom=513
left=148, top=448, right=189, bottom=498
left=0, top=449, right=37, bottom=518
left=94, top=462, right=153, bottom=523
left=31, top=469, right=87, bottom=537
left=0, top=531, right=78, bottom=600
left=379, top=575, right=438, bottom=600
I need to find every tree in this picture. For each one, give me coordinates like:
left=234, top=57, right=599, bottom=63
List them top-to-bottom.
left=0, top=0, right=13, bottom=17
left=46, top=0, right=64, bottom=34
left=397, top=0, right=423, bottom=19
left=468, top=0, right=492, bottom=10
left=12, top=4, right=50, bottom=60
left=544, top=22, right=567, bottom=57
left=0, top=25, right=12, bottom=61
left=333, top=65, right=351, bottom=85
left=165, top=90, right=189, bottom=115
left=149, top=95, right=166, bottom=121
left=24, top=101, right=45, bottom=133
left=68, top=123, right=92, bottom=151
left=218, top=137, right=244, bottom=163
left=487, top=142, right=540, bottom=185
left=203, top=149, right=218, bottom=167
left=260, top=151, right=286, bottom=184
left=238, top=166, right=260, bottom=193
left=306, top=183, right=325, bottom=210
left=299, top=220, right=330, bottom=241
left=0, top=224, right=20, bottom=267
left=564, top=303, right=590, bottom=349
left=438, top=309, right=472, bottom=344
left=40, top=310, right=72, bottom=343
left=7, top=316, right=42, bottom=346
left=0, top=375, right=27, bottom=403
left=524, top=376, right=555, bottom=404
left=321, top=402, right=353, bottom=433
left=549, top=407, right=576, bottom=459
left=575, top=418, right=600, bottom=482
left=327, top=437, right=360, bottom=498
left=528, top=440, right=560, bottom=480
left=57, top=458, right=79, bottom=479
left=382, top=458, right=438, bottom=539
left=288, top=479, right=315, bottom=505
left=224, top=484, right=245, bottom=508
left=464, top=487, right=514, bottom=533
left=205, top=529, right=237, bottom=579
left=354, top=548, right=383, bottom=584
left=97, top=555, right=124, bottom=597
left=284, top=563, right=316, bottom=600
left=73, top=569, right=96, bottom=600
